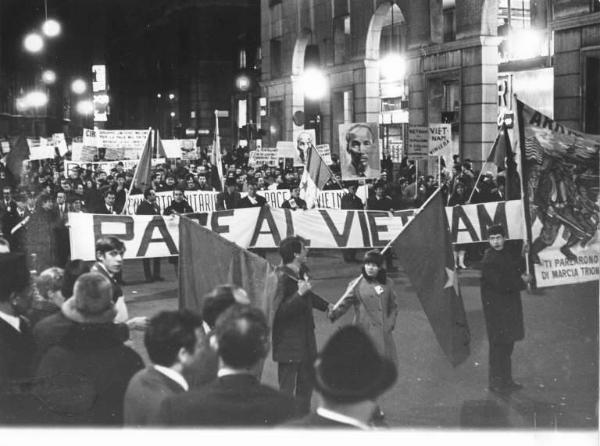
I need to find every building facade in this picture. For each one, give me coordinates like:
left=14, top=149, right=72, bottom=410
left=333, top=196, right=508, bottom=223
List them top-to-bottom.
left=258, top=0, right=600, bottom=168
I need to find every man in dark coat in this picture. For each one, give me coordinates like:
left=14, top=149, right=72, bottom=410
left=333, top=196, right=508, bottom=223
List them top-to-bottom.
left=215, top=179, right=242, bottom=210
left=238, top=182, right=267, bottom=208
left=340, top=182, right=363, bottom=262
left=366, top=182, right=396, bottom=270
left=281, top=184, right=307, bottom=211
left=164, top=188, right=193, bottom=215
left=94, top=189, right=118, bottom=214
left=136, top=189, right=162, bottom=282
left=1, top=193, right=31, bottom=254
left=27, top=194, right=60, bottom=271
left=480, top=224, right=531, bottom=395
left=272, top=236, right=332, bottom=414
left=0, top=252, right=33, bottom=391
left=34, top=273, right=144, bottom=425
left=157, top=305, right=297, bottom=426
left=124, top=310, right=203, bottom=426
left=287, top=325, right=397, bottom=429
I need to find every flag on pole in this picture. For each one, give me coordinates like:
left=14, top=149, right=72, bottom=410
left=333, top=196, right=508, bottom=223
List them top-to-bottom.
left=213, top=110, right=224, bottom=191
left=130, top=129, right=153, bottom=193
left=156, top=130, right=167, bottom=158
left=5, top=135, right=30, bottom=185
left=299, top=145, right=334, bottom=208
left=386, top=189, right=471, bottom=366
left=178, top=215, right=279, bottom=321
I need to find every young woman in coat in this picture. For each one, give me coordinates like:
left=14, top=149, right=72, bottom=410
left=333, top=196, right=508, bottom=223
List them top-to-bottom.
left=329, top=250, right=399, bottom=363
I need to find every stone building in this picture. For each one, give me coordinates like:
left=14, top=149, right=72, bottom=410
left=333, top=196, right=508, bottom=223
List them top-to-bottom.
left=258, top=0, right=600, bottom=168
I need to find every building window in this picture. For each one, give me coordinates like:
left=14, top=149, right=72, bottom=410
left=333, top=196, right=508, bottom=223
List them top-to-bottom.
left=498, top=0, right=550, bottom=62
left=594, top=0, right=600, bottom=12
left=443, top=2, right=456, bottom=42
left=333, top=15, right=351, bottom=64
left=270, top=39, right=282, bottom=78
left=239, top=49, right=247, bottom=69
left=584, top=56, right=600, bottom=133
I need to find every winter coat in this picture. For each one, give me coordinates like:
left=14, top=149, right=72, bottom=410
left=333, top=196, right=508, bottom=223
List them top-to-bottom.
left=480, top=246, right=525, bottom=343
left=271, top=265, right=330, bottom=363
left=330, top=275, right=399, bottom=362
left=34, top=323, right=144, bottom=425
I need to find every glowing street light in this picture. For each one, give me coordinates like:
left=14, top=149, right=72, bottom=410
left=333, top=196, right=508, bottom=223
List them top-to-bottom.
left=42, top=19, right=61, bottom=38
left=24, top=33, right=44, bottom=53
left=379, top=53, right=406, bottom=81
left=300, top=67, right=328, bottom=101
left=42, top=69, right=57, bottom=84
left=236, top=74, right=250, bottom=91
left=71, top=79, right=87, bottom=94
left=24, top=91, right=48, bottom=108
left=156, top=93, right=162, bottom=99
left=168, top=93, right=175, bottom=100
left=76, top=100, right=94, bottom=115
left=170, top=112, right=176, bottom=117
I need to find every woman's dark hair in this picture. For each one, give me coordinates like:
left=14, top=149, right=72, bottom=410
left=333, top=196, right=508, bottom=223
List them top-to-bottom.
left=61, top=259, right=90, bottom=299
left=361, top=265, right=387, bottom=285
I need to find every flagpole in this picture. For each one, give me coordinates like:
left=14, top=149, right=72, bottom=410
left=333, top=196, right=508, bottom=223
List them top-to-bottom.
left=514, top=95, right=533, bottom=286
left=381, top=186, right=442, bottom=255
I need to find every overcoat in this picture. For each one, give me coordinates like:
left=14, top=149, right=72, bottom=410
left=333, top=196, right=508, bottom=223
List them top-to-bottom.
left=480, top=246, right=525, bottom=343
left=330, top=275, right=399, bottom=362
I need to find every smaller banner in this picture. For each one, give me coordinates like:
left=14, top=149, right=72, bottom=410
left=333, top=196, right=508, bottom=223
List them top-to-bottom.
left=408, top=125, right=429, bottom=159
left=51, top=133, right=68, bottom=156
left=27, top=139, right=55, bottom=160
left=276, top=141, right=295, bottom=159
left=249, top=147, right=279, bottom=167
left=64, top=158, right=166, bottom=176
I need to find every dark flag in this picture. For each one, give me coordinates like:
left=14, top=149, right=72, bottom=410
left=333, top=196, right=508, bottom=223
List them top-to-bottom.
left=130, top=129, right=153, bottom=193
left=156, top=130, right=167, bottom=158
left=5, top=135, right=30, bottom=185
left=387, top=190, right=471, bottom=366
left=178, top=215, right=278, bottom=318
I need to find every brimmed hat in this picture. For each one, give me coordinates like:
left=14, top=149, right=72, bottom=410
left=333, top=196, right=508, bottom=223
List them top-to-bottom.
left=363, top=249, right=384, bottom=267
left=61, top=273, right=116, bottom=324
left=314, top=326, right=397, bottom=403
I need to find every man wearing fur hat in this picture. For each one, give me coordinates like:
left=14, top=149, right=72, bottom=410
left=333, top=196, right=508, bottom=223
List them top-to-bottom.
left=35, top=272, right=144, bottom=425
left=287, top=325, right=397, bottom=428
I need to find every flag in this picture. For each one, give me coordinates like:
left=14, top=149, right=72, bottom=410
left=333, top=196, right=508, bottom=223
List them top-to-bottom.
left=213, top=110, right=224, bottom=191
left=486, top=124, right=511, bottom=171
left=130, top=129, right=153, bottom=193
left=156, top=130, right=167, bottom=158
left=5, top=135, right=30, bottom=185
left=524, top=136, right=544, bottom=165
left=299, top=145, right=333, bottom=208
left=386, top=190, right=471, bottom=366
left=178, top=215, right=279, bottom=321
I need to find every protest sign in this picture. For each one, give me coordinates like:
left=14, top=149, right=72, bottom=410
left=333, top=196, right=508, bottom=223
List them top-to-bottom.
left=517, top=99, right=600, bottom=288
left=428, top=123, right=452, bottom=157
left=407, top=126, right=428, bottom=159
left=51, top=133, right=68, bottom=156
left=27, top=139, right=55, bottom=160
left=276, top=141, right=295, bottom=159
left=390, top=141, right=402, bottom=163
left=316, top=144, right=332, bottom=165
left=249, top=147, right=278, bottom=167
left=64, top=158, right=166, bottom=176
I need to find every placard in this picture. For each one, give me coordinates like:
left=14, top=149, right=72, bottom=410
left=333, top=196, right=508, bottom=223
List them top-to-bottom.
left=428, top=123, right=452, bottom=157
left=408, top=126, right=428, bottom=159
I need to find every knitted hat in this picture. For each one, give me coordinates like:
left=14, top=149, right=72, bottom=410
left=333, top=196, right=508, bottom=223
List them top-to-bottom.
left=363, top=249, right=384, bottom=267
left=314, top=325, right=397, bottom=403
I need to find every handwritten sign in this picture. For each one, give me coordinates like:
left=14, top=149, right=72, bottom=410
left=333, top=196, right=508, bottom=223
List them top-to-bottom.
left=428, top=123, right=452, bottom=157
left=408, top=126, right=428, bottom=159
left=316, top=144, right=333, bottom=165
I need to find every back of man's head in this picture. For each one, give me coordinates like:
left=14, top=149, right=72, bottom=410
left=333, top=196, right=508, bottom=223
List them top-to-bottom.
left=0, top=253, right=29, bottom=302
left=36, top=267, right=64, bottom=300
left=202, top=284, right=250, bottom=329
left=214, top=305, right=268, bottom=369
left=145, top=310, right=203, bottom=367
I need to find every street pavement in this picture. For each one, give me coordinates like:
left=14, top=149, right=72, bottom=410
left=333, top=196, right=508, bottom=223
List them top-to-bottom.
left=122, top=250, right=598, bottom=430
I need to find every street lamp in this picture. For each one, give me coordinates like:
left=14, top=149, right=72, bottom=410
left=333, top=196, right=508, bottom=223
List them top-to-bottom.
left=42, top=19, right=61, bottom=38
left=24, top=33, right=44, bottom=53
left=379, top=53, right=405, bottom=81
left=300, top=67, right=328, bottom=101
left=42, top=69, right=57, bottom=84
left=71, top=79, right=87, bottom=94
left=24, top=91, right=49, bottom=108
left=169, top=93, right=175, bottom=100
left=76, top=100, right=94, bottom=115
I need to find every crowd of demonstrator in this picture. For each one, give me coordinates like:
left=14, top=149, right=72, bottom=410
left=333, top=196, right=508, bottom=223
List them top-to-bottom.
left=0, top=142, right=512, bottom=274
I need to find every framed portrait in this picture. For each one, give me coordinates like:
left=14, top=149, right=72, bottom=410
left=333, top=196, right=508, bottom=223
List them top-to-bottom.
left=338, top=122, right=380, bottom=180
left=292, top=128, right=316, bottom=167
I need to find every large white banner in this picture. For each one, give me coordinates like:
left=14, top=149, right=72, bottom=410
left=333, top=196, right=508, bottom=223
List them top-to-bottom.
left=64, top=159, right=166, bottom=176
left=123, top=185, right=370, bottom=214
left=69, top=200, right=525, bottom=260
